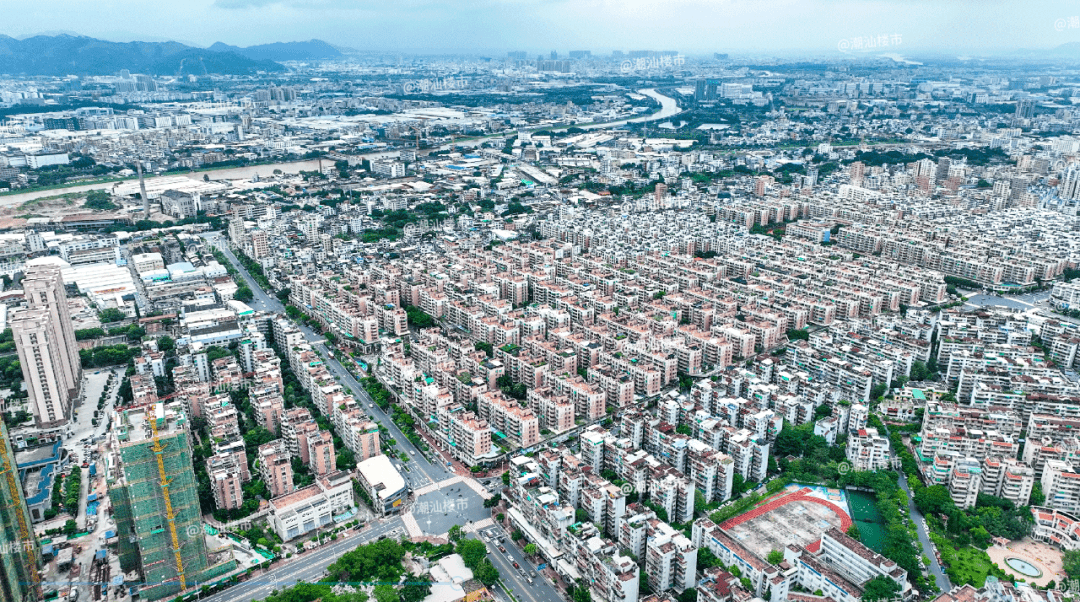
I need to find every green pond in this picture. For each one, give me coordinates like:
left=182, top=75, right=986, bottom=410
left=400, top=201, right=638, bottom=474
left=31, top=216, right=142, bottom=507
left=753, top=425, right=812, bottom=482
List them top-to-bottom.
left=847, top=489, right=886, bottom=552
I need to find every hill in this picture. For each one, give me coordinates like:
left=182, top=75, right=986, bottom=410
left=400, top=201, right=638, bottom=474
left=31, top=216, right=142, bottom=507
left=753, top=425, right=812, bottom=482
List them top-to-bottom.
left=0, top=34, right=285, bottom=76
left=207, top=39, right=343, bottom=61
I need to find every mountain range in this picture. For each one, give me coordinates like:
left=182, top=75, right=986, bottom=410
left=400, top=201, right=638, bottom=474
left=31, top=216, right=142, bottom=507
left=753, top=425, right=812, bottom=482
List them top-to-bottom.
left=0, top=34, right=342, bottom=76
left=208, top=39, right=343, bottom=61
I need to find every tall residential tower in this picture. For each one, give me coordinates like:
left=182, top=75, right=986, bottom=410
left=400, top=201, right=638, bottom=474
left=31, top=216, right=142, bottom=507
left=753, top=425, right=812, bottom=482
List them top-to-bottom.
left=11, top=263, right=81, bottom=427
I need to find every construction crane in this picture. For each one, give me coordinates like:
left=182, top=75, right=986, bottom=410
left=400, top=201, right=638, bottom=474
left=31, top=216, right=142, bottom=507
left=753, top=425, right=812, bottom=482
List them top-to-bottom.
left=150, top=416, right=186, bottom=591
left=0, top=429, right=41, bottom=598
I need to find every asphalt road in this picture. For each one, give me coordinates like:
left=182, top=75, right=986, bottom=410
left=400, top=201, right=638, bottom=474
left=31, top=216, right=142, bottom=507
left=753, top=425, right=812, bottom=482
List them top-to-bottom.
left=198, top=234, right=531, bottom=597
left=962, top=290, right=1050, bottom=311
left=883, top=425, right=951, bottom=594
left=200, top=518, right=405, bottom=602
left=468, top=528, right=564, bottom=602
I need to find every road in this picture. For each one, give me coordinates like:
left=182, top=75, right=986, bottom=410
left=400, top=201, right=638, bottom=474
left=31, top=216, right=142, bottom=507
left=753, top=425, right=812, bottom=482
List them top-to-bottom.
left=198, top=233, right=544, bottom=602
left=202, top=233, right=457, bottom=489
left=963, top=290, right=1049, bottom=311
left=882, top=423, right=951, bottom=594
left=896, top=471, right=951, bottom=594
left=201, top=518, right=405, bottom=602
left=468, top=528, right=564, bottom=602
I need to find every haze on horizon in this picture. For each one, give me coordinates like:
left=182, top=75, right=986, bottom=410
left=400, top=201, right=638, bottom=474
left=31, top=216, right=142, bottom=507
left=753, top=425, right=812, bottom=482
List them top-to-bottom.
left=1, top=0, right=1075, bottom=57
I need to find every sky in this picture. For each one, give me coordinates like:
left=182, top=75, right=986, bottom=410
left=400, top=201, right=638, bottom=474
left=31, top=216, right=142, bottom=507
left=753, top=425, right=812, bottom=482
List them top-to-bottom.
left=0, top=0, right=1074, bottom=56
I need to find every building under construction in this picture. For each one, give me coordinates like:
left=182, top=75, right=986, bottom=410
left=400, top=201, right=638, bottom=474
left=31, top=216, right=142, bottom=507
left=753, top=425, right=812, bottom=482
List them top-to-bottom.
left=107, top=403, right=235, bottom=602
left=0, top=422, right=42, bottom=602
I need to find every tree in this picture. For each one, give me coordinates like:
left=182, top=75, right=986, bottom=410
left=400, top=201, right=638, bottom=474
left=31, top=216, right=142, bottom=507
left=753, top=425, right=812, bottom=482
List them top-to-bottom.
left=84, top=190, right=118, bottom=211
left=234, top=284, right=254, bottom=302
left=405, top=306, right=435, bottom=328
left=98, top=308, right=126, bottom=323
left=787, top=328, right=810, bottom=341
left=158, top=336, right=175, bottom=352
left=502, top=471, right=511, bottom=486
left=1031, top=481, right=1046, bottom=506
left=576, top=508, right=590, bottom=523
left=63, top=519, right=78, bottom=535
left=847, top=523, right=861, bottom=540
left=448, top=524, right=464, bottom=542
left=970, top=526, right=992, bottom=549
left=457, top=539, right=487, bottom=569
left=524, top=543, right=537, bottom=557
left=767, top=549, right=784, bottom=565
left=1064, top=549, right=1080, bottom=578
left=474, top=559, right=500, bottom=585
left=861, top=576, right=901, bottom=601
left=400, top=577, right=432, bottom=602
left=573, top=579, right=592, bottom=602
left=374, top=584, right=398, bottom=602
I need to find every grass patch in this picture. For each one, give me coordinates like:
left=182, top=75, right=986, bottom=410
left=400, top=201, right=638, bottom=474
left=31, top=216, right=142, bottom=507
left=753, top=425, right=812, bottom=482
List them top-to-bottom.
left=930, top=532, right=1007, bottom=587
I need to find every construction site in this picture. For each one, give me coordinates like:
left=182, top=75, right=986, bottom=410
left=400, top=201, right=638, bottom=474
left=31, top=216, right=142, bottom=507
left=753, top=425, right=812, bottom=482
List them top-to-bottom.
left=107, top=403, right=236, bottom=602
left=0, top=422, right=43, bottom=602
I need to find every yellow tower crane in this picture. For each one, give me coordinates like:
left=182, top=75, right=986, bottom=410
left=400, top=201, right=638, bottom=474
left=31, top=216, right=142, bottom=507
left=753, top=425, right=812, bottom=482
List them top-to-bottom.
left=150, top=415, right=186, bottom=590
left=0, top=431, right=41, bottom=597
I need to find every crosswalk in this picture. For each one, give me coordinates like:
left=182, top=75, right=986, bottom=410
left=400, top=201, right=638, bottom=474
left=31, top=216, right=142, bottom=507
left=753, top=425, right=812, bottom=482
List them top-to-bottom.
left=411, top=474, right=494, bottom=500
left=413, top=475, right=463, bottom=496
left=403, top=513, right=423, bottom=538
left=463, top=518, right=494, bottom=532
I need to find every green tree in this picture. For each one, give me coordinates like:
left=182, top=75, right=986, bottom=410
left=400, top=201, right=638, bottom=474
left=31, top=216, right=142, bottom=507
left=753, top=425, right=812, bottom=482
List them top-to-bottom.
left=84, top=190, right=118, bottom=210
left=234, top=284, right=254, bottom=302
left=98, top=308, right=125, bottom=323
left=158, top=336, right=175, bottom=352
left=502, top=471, right=511, bottom=486
left=847, top=523, right=861, bottom=539
left=448, top=524, right=464, bottom=542
left=456, top=539, right=487, bottom=569
left=524, top=543, right=537, bottom=556
left=767, top=549, right=784, bottom=565
left=1064, top=549, right=1080, bottom=578
left=474, top=559, right=500, bottom=585
left=861, top=576, right=901, bottom=601
left=400, top=577, right=432, bottom=602
left=573, top=579, right=592, bottom=602
left=374, top=584, right=398, bottom=602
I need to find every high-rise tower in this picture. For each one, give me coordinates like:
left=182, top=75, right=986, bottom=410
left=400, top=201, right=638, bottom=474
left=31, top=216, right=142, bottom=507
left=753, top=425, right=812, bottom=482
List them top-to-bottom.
left=12, top=264, right=82, bottom=426
left=108, top=404, right=234, bottom=601
left=0, top=422, right=42, bottom=602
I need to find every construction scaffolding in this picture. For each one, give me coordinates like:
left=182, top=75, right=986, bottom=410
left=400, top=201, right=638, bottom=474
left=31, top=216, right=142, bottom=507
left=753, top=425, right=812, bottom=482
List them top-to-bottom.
left=108, top=405, right=210, bottom=602
left=0, top=422, right=42, bottom=602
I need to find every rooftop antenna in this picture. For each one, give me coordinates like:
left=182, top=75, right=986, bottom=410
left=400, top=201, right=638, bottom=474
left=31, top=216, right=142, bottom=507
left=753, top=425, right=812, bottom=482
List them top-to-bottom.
left=136, top=161, right=150, bottom=219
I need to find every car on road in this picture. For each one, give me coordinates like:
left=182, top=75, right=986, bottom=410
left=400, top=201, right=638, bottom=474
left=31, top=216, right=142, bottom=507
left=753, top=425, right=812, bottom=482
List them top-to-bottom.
left=498, top=546, right=506, bottom=553
left=512, top=561, right=520, bottom=569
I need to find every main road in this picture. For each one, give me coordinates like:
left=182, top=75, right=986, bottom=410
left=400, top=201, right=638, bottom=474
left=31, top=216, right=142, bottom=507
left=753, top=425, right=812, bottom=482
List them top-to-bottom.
left=201, top=232, right=454, bottom=488
left=198, top=233, right=562, bottom=602
left=881, top=421, right=951, bottom=594
left=200, top=518, right=405, bottom=602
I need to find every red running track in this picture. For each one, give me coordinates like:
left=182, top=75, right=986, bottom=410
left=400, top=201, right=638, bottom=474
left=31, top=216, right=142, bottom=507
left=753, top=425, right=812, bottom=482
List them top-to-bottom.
left=721, top=487, right=853, bottom=532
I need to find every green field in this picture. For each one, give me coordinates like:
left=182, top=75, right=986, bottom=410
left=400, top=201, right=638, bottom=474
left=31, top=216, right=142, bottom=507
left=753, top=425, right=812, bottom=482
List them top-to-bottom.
left=847, top=489, right=886, bottom=552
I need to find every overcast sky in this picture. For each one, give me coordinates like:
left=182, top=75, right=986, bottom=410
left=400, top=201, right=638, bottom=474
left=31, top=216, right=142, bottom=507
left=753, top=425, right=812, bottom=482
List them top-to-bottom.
left=0, top=0, right=1072, bottom=55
